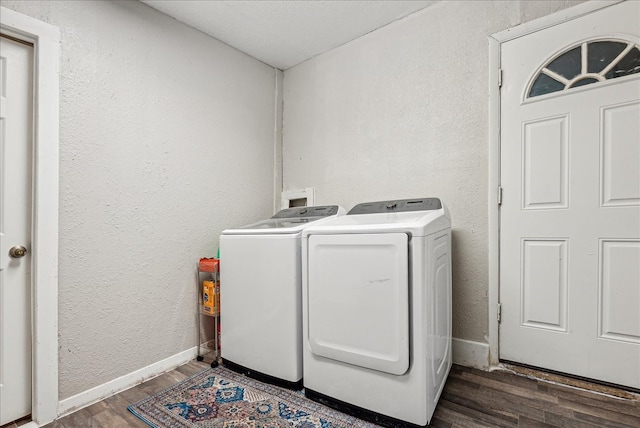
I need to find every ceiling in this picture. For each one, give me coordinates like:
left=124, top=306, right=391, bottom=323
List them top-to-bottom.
left=140, top=0, right=435, bottom=70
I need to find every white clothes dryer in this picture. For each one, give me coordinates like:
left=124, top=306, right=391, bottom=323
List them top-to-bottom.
left=301, top=198, right=452, bottom=427
left=220, top=205, right=345, bottom=389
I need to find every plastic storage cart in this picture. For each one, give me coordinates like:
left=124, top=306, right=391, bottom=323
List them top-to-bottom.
left=196, top=258, right=220, bottom=368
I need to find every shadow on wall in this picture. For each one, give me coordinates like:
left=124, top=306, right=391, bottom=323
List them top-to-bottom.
left=450, top=228, right=473, bottom=339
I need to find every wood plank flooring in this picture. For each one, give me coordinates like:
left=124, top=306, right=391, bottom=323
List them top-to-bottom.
left=25, top=362, right=639, bottom=428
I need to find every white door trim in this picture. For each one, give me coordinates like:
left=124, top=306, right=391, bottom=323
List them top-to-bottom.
left=487, top=0, right=625, bottom=367
left=0, top=6, right=59, bottom=426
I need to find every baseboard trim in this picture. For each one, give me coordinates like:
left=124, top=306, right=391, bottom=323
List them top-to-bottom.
left=452, top=338, right=490, bottom=369
left=55, top=341, right=489, bottom=419
left=57, top=347, right=197, bottom=417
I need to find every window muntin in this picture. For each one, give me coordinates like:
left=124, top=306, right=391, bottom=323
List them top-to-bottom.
left=528, top=39, right=640, bottom=98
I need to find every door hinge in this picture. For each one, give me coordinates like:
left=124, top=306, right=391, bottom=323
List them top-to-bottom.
left=498, top=68, right=503, bottom=88
left=497, top=186, right=503, bottom=206
left=497, top=302, right=502, bottom=323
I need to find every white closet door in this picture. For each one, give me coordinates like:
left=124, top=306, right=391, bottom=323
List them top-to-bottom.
left=0, top=35, right=33, bottom=425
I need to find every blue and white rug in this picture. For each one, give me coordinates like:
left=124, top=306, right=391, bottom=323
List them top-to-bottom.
left=128, top=365, right=380, bottom=428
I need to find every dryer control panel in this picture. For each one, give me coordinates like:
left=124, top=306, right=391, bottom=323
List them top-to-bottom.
left=348, top=198, right=442, bottom=215
left=272, top=205, right=341, bottom=218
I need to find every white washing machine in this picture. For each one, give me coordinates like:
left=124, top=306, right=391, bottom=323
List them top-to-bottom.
left=301, top=198, right=452, bottom=427
left=220, top=205, right=345, bottom=389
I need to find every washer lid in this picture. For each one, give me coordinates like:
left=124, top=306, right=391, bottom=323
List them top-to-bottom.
left=302, top=198, right=450, bottom=237
left=222, top=205, right=345, bottom=235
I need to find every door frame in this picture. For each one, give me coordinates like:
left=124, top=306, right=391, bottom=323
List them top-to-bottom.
left=487, top=0, right=626, bottom=367
left=0, top=7, right=59, bottom=426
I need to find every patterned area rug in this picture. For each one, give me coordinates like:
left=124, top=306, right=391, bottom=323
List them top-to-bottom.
left=128, top=365, right=381, bottom=428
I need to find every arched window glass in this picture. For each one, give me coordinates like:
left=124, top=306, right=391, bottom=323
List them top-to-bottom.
left=528, top=39, right=640, bottom=98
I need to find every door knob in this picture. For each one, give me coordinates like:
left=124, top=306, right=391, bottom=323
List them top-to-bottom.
left=9, top=245, right=27, bottom=258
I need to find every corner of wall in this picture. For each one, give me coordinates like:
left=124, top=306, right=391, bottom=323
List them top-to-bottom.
left=273, top=69, right=284, bottom=214
left=452, top=338, right=490, bottom=370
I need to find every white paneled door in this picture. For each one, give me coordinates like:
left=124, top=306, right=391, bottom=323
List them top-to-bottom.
left=500, top=1, right=640, bottom=389
left=0, top=35, right=33, bottom=424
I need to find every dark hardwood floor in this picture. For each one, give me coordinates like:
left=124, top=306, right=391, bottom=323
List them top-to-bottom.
left=28, top=361, right=639, bottom=428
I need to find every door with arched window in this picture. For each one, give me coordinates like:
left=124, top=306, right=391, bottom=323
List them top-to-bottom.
left=499, top=0, right=640, bottom=389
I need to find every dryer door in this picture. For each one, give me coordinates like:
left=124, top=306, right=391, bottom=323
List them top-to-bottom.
left=307, top=233, right=409, bottom=375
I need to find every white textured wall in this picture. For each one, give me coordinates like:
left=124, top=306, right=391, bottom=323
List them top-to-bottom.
left=2, top=0, right=277, bottom=399
left=283, top=0, right=584, bottom=344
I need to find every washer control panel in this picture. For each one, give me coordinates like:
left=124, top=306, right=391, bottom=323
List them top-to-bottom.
left=348, top=198, right=442, bottom=215
left=272, top=205, right=341, bottom=219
